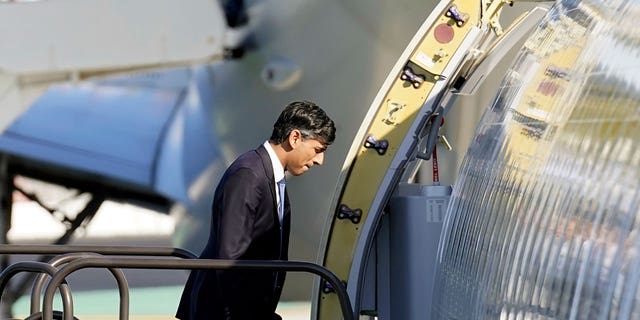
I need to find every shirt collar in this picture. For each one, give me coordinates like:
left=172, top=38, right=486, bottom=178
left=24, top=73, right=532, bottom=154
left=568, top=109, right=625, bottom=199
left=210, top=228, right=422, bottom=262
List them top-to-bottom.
left=263, top=141, right=285, bottom=182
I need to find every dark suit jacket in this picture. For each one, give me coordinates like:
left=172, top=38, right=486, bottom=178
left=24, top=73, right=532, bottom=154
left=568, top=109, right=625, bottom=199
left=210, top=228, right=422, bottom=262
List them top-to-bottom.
left=176, top=145, right=291, bottom=320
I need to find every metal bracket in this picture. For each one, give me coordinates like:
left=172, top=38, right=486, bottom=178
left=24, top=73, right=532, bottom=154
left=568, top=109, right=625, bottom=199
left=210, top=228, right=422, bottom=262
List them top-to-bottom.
left=445, top=4, right=470, bottom=27
left=400, top=66, right=427, bottom=88
left=364, top=135, right=389, bottom=155
left=336, top=204, right=362, bottom=224
left=322, top=279, right=348, bottom=294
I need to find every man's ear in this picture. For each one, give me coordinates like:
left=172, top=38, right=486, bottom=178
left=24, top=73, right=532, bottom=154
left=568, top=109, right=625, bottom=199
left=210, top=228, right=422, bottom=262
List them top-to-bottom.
left=288, top=129, right=302, bottom=148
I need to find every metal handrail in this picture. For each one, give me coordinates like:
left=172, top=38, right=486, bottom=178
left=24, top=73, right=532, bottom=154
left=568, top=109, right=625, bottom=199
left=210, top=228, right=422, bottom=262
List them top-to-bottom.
left=0, top=244, right=197, bottom=259
left=0, top=244, right=196, bottom=318
left=30, top=253, right=129, bottom=320
left=42, top=257, right=355, bottom=320
left=0, top=261, right=73, bottom=318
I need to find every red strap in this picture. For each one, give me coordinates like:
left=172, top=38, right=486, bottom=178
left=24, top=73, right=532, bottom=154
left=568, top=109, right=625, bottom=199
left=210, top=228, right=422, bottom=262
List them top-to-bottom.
left=432, top=145, right=439, bottom=184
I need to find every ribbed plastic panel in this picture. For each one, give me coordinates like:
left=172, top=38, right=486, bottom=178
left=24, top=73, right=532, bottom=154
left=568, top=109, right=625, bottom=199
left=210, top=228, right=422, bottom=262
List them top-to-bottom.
left=432, top=0, right=640, bottom=319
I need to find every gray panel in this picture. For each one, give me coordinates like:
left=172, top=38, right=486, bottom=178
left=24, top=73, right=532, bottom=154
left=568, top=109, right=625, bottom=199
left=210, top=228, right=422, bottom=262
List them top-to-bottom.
left=388, top=183, right=451, bottom=320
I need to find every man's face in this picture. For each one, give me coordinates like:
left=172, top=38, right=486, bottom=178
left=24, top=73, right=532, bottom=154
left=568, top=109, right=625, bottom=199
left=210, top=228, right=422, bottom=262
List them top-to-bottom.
left=286, top=131, right=328, bottom=176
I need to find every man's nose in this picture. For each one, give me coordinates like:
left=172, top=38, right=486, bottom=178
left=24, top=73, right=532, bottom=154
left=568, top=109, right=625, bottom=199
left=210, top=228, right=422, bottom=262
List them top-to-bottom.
left=313, top=152, right=325, bottom=166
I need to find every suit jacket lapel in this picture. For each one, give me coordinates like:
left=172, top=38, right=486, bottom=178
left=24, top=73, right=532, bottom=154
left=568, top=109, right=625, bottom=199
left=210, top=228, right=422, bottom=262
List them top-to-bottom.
left=255, top=145, right=280, bottom=225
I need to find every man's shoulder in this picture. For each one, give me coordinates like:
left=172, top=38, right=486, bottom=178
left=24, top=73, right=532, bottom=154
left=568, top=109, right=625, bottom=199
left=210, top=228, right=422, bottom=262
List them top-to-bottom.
left=226, top=147, right=268, bottom=175
left=232, top=148, right=262, bottom=167
left=220, top=149, right=269, bottom=188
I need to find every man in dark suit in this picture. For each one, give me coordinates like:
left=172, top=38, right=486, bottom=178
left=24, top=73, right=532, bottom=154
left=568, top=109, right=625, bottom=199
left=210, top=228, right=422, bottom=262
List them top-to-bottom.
left=176, top=100, right=336, bottom=320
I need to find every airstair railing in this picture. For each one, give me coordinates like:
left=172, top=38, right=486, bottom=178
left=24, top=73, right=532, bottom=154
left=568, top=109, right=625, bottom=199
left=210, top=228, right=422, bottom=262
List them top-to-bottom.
left=0, top=244, right=196, bottom=319
left=0, top=245, right=197, bottom=259
left=0, top=245, right=354, bottom=320
left=30, top=253, right=129, bottom=320
left=41, top=257, right=355, bottom=320
left=0, top=261, right=73, bottom=319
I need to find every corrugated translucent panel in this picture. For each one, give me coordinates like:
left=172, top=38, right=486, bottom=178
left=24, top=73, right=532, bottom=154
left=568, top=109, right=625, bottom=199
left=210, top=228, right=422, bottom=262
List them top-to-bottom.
left=432, top=0, right=640, bottom=319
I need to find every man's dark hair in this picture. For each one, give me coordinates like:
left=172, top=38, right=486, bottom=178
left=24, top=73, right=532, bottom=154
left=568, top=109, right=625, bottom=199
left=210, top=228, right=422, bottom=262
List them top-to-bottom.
left=270, top=101, right=336, bottom=145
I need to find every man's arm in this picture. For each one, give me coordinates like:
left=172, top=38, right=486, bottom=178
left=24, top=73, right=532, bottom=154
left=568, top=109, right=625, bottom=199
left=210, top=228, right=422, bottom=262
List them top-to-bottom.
left=215, top=167, right=274, bottom=317
left=216, top=167, right=263, bottom=259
